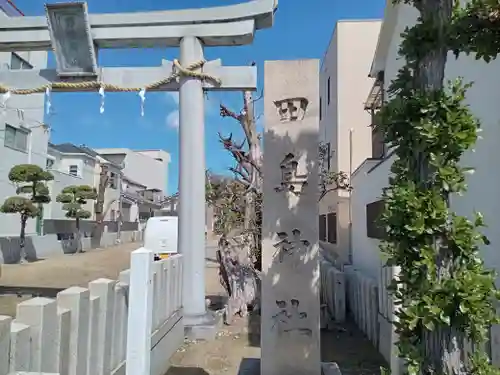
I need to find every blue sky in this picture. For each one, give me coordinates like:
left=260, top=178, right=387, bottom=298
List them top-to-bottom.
left=12, top=0, right=384, bottom=194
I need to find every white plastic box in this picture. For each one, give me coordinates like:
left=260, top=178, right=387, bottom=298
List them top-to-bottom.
left=144, top=216, right=178, bottom=259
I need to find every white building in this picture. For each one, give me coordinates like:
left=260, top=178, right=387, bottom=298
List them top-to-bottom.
left=351, top=0, right=500, bottom=284
left=0, top=2, right=49, bottom=236
left=319, top=20, right=382, bottom=263
left=45, top=143, right=123, bottom=222
left=95, top=148, right=170, bottom=198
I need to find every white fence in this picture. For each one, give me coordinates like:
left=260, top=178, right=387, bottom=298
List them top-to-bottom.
left=0, top=248, right=184, bottom=375
left=319, top=260, right=346, bottom=326
left=343, top=266, right=379, bottom=348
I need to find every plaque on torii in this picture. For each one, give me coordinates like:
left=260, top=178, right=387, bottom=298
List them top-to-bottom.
left=0, top=0, right=277, bottom=347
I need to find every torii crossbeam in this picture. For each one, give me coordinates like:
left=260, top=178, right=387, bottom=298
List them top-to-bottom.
left=0, top=0, right=277, bottom=345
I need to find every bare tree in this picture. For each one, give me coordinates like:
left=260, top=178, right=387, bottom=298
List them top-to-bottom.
left=206, top=86, right=263, bottom=324
left=318, top=142, right=351, bottom=201
left=91, top=164, right=109, bottom=247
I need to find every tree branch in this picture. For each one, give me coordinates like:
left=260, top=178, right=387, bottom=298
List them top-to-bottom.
left=229, top=167, right=251, bottom=184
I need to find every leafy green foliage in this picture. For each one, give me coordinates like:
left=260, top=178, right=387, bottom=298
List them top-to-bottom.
left=377, top=1, right=500, bottom=374
left=0, top=164, right=53, bottom=217
left=8, top=164, right=53, bottom=184
left=206, top=176, right=249, bottom=235
left=16, top=182, right=51, bottom=203
left=56, top=185, right=97, bottom=219
left=0, top=196, right=38, bottom=217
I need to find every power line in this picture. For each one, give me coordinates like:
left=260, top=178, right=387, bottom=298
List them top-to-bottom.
left=0, top=103, right=51, bottom=127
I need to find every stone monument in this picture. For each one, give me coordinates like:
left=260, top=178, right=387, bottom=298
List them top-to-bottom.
left=261, top=59, right=341, bottom=375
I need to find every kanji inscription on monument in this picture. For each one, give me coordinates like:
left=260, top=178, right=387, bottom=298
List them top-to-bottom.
left=262, top=59, right=321, bottom=375
left=274, top=97, right=309, bottom=122
left=274, top=152, right=308, bottom=196
left=273, top=229, right=310, bottom=265
left=271, top=299, right=312, bottom=337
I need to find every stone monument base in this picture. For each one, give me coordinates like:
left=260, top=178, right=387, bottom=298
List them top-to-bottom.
left=184, top=310, right=222, bottom=341
left=237, top=358, right=342, bottom=375
left=321, top=362, right=342, bottom=375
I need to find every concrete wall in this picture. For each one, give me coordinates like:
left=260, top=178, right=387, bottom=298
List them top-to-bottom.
left=319, top=20, right=382, bottom=262
left=0, top=45, right=48, bottom=236
left=96, top=148, right=170, bottom=197
left=46, top=149, right=122, bottom=222
left=136, top=149, right=171, bottom=194
left=351, top=157, right=392, bottom=280
left=46, top=170, right=95, bottom=220
left=0, top=230, right=142, bottom=264
left=0, top=252, right=184, bottom=375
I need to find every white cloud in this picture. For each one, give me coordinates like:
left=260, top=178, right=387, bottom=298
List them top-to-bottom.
left=164, top=91, right=219, bottom=131
left=165, top=92, right=179, bottom=130
left=166, top=92, right=179, bottom=105
left=166, top=110, right=179, bottom=130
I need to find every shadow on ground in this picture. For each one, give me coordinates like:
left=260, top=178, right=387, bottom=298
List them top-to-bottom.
left=206, top=294, right=227, bottom=311
left=246, top=310, right=260, bottom=347
left=321, top=319, right=386, bottom=375
left=237, top=358, right=260, bottom=375
left=166, top=366, right=210, bottom=375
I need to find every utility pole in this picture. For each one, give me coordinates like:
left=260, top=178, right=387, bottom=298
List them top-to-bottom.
left=117, top=171, right=123, bottom=243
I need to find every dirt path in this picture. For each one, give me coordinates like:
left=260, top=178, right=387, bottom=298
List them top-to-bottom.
left=0, top=241, right=386, bottom=374
left=0, top=242, right=139, bottom=316
left=168, top=256, right=387, bottom=375
left=168, top=258, right=261, bottom=375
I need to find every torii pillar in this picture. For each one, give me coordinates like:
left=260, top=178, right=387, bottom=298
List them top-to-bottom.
left=0, top=0, right=277, bottom=339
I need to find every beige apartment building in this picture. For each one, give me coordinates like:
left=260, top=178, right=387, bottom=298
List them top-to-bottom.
left=319, top=19, right=382, bottom=262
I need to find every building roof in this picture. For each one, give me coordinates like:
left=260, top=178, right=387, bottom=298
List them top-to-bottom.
left=0, top=0, right=24, bottom=17
left=369, top=0, right=399, bottom=77
left=321, top=19, right=382, bottom=71
left=49, top=143, right=122, bottom=169
left=95, top=148, right=130, bottom=155
left=123, top=175, right=147, bottom=188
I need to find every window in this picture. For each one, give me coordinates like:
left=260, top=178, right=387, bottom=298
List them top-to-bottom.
left=10, top=53, right=33, bottom=70
left=327, top=77, right=331, bottom=104
left=319, top=97, right=322, bottom=121
left=4, top=124, right=28, bottom=151
left=46, top=159, right=54, bottom=170
left=69, top=165, right=78, bottom=176
left=108, top=172, right=117, bottom=189
left=366, top=200, right=385, bottom=239
left=327, top=212, right=337, bottom=244
left=319, top=214, right=327, bottom=241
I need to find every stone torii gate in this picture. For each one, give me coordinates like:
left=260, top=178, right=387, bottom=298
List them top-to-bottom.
left=0, top=0, right=277, bottom=338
